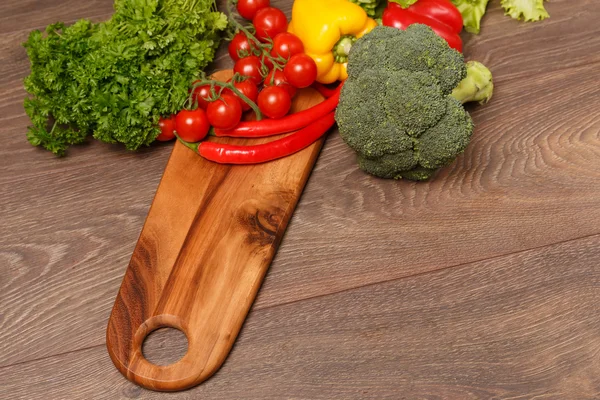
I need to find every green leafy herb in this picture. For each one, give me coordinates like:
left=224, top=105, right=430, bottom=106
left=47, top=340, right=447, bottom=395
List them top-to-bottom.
left=23, top=0, right=227, bottom=156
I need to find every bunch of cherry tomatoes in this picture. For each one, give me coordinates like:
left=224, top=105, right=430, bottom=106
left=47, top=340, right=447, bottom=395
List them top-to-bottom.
left=156, top=0, right=321, bottom=147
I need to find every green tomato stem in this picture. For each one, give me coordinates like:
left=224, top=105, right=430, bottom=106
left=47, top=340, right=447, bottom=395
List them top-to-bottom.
left=225, top=0, right=286, bottom=70
left=191, top=77, right=263, bottom=121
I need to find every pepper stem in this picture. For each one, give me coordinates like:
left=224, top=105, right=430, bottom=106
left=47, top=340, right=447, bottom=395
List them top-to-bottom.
left=333, top=35, right=357, bottom=63
left=174, top=131, right=200, bottom=153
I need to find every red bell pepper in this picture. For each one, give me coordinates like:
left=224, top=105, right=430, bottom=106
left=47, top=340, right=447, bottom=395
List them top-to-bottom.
left=382, top=0, right=464, bottom=52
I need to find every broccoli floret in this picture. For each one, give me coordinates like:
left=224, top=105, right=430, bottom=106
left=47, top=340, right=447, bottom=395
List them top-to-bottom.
left=336, top=24, right=485, bottom=181
left=347, top=25, right=466, bottom=94
left=385, top=71, right=448, bottom=136
left=417, top=97, right=474, bottom=169
left=357, top=151, right=419, bottom=180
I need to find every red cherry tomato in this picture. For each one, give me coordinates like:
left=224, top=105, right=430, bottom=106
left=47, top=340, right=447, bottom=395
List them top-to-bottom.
left=237, top=0, right=270, bottom=21
left=253, top=7, right=288, bottom=42
left=228, top=32, right=256, bottom=62
left=270, top=32, right=304, bottom=60
left=284, top=53, right=318, bottom=89
left=233, top=56, right=264, bottom=85
left=264, top=69, right=296, bottom=98
left=223, top=79, right=259, bottom=111
left=192, top=83, right=213, bottom=109
left=257, top=85, right=292, bottom=119
left=206, top=94, right=243, bottom=130
left=175, top=109, right=210, bottom=142
left=156, top=115, right=176, bottom=141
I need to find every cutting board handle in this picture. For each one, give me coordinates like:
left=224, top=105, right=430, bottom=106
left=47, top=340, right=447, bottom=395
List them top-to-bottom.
left=105, top=180, right=287, bottom=391
left=106, top=190, right=283, bottom=391
left=118, top=314, right=203, bottom=390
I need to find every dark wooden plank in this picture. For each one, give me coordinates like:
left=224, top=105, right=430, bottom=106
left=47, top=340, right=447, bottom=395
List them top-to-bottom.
left=0, top=0, right=114, bottom=35
left=1, top=0, right=600, bottom=370
left=463, top=0, right=600, bottom=81
left=0, top=154, right=167, bottom=368
left=2, top=235, right=599, bottom=399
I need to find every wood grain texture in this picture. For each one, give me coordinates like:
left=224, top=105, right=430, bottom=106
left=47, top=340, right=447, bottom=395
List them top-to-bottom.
left=0, top=0, right=114, bottom=34
left=1, top=0, right=600, bottom=397
left=462, top=0, right=600, bottom=81
left=105, top=70, right=329, bottom=391
left=2, top=235, right=600, bottom=399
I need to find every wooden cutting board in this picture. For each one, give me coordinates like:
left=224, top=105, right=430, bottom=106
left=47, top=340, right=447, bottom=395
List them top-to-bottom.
left=106, top=70, right=327, bottom=391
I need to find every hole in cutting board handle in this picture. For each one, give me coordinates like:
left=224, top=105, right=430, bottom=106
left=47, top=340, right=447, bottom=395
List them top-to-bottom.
left=132, top=314, right=191, bottom=369
left=142, top=327, right=189, bottom=366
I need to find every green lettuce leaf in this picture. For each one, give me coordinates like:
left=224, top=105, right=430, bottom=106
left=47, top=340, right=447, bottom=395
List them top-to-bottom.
left=451, top=0, right=491, bottom=34
left=501, top=0, right=550, bottom=22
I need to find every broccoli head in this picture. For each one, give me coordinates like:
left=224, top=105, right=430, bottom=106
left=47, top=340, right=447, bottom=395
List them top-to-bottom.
left=335, top=24, right=477, bottom=181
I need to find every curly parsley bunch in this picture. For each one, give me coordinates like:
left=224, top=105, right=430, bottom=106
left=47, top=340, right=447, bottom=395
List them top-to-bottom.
left=23, top=0, right=227, bottom=156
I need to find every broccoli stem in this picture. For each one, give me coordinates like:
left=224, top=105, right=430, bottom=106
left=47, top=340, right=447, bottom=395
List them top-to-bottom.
left=333, top=35, right=357, bottom=63
left=451, top=61, right=494, bottom=105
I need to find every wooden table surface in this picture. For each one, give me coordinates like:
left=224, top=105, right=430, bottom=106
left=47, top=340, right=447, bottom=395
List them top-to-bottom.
left=1, top=0, right=600, bottom=398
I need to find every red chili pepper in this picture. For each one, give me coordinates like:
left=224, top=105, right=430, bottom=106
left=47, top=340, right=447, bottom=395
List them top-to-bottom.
left=382, top=0, right=463, bottom=52
left=214, top=85, right=341, bottom=138
left=192, top=112, right=335, bottom=164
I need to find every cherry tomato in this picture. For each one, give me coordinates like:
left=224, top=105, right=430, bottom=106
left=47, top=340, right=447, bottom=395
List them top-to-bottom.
left=237, top=0, right=270, bottom=20
left=253, top=7, right=288, bottom=42
left=228, top=32, right=256, bottom=62
left=270, top=32, right=304, bottom=60
left=284, top=53, right=318, bottom=89
left=234, top=56, right=264, bottom=85
left=264, top=69, right=296, bottom=98
left=226, top=79, right=259, bottom=111
left=192, top=83, right=213, bottom=109
left=257, top=85, right=292, bottom=119
left=206, top=94, right=243, bottom=130
left=175, top=109, right=210, bottom=142
left=156, top=115, right=176, bottom=141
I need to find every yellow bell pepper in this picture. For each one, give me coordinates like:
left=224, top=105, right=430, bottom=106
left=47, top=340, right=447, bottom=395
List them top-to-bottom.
left=288, top=0, right=378, bottom=84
